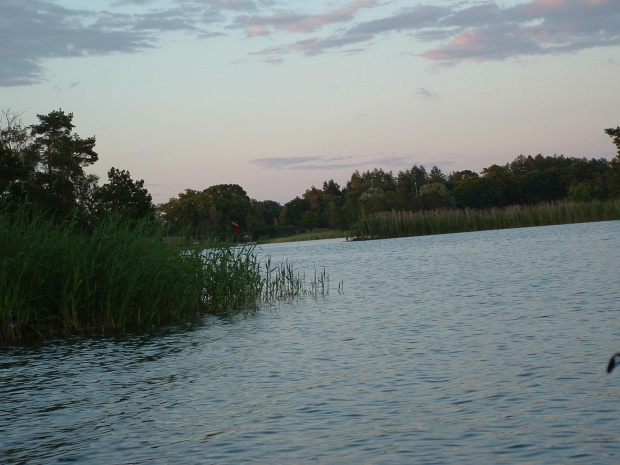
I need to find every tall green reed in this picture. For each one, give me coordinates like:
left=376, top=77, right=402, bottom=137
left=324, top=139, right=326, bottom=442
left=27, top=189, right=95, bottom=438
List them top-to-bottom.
left=351, top=199, right=620, bottom=240
left=1, top=208, right=331, bottom=345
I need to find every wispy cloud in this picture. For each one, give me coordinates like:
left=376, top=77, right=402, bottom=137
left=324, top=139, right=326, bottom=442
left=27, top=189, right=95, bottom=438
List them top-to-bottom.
left=0, top=0, right=256, bottom=86
left=2, top=0, right=619, bottom=86
left=255, top=0, right=620, bottom=64
left=405, top=0, right=620, bottom=64
left=235, top=1, right=381, bottom=36
left=415, top=87, right=439, bottom=99
left=249, top=153, right=417, bottom=171
left=249, top=156, right=323, bottom=169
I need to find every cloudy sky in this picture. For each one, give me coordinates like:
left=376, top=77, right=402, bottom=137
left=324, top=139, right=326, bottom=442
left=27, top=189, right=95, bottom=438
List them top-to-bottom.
left=1, top=0, right=619, bottom=204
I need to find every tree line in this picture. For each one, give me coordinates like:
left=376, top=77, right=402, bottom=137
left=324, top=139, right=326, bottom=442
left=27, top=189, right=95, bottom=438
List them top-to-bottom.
left=2, top=108, right=619, bottom=239
left=160, top=127, right=620, bottom=239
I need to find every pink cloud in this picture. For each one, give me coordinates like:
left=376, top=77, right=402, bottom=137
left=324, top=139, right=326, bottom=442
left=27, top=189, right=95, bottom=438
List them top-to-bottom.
left=236, top=0, right=381, bottom=36
left=243, top=0, right=620, bottom=66
left=300, top=0, right=381, bottom=31
left=421, top=0, right=620, bottom=64
left=512, top=0, right=573, bottom=16
left=421, top=23, right=541, bottom=64
left=247, top=25, right=270, bottom=36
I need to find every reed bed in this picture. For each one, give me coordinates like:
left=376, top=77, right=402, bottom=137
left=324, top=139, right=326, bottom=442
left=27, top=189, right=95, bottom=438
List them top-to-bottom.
left=351, top=200, right=620, bottom=240
left=1, top=209, right=328, bottom=345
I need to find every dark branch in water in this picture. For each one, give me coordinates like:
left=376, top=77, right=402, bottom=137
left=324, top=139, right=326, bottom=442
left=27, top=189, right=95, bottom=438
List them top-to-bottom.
left=607, top=353, right=620, bottom=373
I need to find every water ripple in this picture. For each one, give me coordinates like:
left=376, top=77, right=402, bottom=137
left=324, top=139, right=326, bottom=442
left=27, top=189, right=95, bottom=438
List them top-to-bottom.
left=2, top=221, right=620, bottom=464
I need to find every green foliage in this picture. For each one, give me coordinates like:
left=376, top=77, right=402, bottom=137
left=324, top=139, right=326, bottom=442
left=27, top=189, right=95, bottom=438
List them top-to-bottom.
left=7, top=107, right=618, bottom=238
left=0, top=108, right=156, bottom=225
left=28, top=109, right=98, bottom=218
left=605, top=127, right=620, bottom=157
left=606, top=127, right=620, bottom=197
left=158, top=146, right=620, bottom=238
left=397, top=165, right=428, bottom=193
left=429, top=165, right=446, bottom=183
left=93, top=167, right=154, bottom=221
left=346, top=168, right=396, bottom=196
left=322, top=179, right=342, bottom=197
left=418, top=183, right=455, bottom=209
left=157, top=185, right=252, bottom=239
left=279, top=196, right=310, bottom=228
left=247, top=199, right=282, bottom=237
left=0, top=206, right=330, bottom=345
left=0, top=208, right=199, bottom=343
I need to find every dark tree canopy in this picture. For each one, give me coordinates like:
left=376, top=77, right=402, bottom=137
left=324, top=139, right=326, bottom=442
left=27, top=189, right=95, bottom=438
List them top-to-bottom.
left=5, top=107, right=619, bottom=237
left=0, top=108, right=158, bottom=227
left=30, top=109, right=97, bottom=180
left=605, top=127, right=620, bottom=157
left=606, top=127, right=620, bottom=197
left=93, top=168, right=154, bottom=220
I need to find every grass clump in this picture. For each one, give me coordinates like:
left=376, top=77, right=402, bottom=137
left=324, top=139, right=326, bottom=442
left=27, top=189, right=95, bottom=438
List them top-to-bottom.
left=351, top=199, right=620, bottom=239
left=1, top=208, right=329, bottom=345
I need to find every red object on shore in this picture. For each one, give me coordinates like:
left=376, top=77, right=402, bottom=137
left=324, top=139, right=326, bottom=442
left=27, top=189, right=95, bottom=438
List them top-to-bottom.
left=231, top=221, right=240, bottom=236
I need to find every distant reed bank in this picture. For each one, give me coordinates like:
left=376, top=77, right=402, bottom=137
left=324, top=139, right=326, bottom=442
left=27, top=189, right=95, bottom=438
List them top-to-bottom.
left=351, top=200, right=620, bottom=239
left=0, top=209, right=325, bottom=345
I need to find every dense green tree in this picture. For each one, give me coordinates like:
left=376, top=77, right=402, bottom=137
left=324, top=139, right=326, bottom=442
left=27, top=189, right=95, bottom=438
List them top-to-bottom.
left=28, top=109, right=98, bottom=217
left=0, top=111, right=34, bottom=207
left=605, top=127, right=620, bottom=157
left=606, top=127, right=620, bottom=197
left=509, top=155, right=532, bottom=176
left=482, top=164, right=517, bottom=205
left=397, top=165, right=428, bottom=193
left=429, top=165, right=447, bottom=183
left=93, top=168, right=154, bottom=220
left=346, top=168, right=396, bottom=195
left=449, top=170, right=479, bottom=182
left=453, top=176, right=506, bottom=209
left=322, top=179, right=342, bottom=197
left=567, top=180, right=606, bottom=201
left=418, top=183, right=456, bottom=209
left=204, top=184, right=252, bottom=233
left=157, top=185, right=251, bottom=238
left=359, top=187, right=388, bottom=215
left=158, top=189, right=215, bottom=237
left=279, top=196, right=310, bottom=229
left=247, top=199, right=281, bottom=238
left=323, top=200, right=345, bottom=229
left=300, top=210, right=320, bottom=229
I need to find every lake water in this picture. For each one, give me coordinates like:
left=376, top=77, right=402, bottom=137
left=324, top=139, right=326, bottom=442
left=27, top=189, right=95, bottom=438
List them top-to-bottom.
left=2, top=221, right=619, bottom=464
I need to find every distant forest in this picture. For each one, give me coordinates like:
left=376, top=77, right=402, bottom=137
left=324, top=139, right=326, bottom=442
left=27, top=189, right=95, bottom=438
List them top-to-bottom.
left=2, top=108, right=619, bottom=240
left=160, top=127, right=620, bottom=239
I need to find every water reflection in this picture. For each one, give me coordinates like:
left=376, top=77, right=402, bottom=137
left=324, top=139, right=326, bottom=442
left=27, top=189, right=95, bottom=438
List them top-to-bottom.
left=2, top=221, right=620, bottom=464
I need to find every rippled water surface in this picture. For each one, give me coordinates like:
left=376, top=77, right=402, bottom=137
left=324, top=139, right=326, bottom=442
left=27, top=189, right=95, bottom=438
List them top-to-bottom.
left=2, top=221, right=620, bottom=464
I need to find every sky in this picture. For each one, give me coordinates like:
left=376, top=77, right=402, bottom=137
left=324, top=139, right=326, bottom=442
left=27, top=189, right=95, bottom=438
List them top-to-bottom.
left=1, top=0, right=619, bottom=205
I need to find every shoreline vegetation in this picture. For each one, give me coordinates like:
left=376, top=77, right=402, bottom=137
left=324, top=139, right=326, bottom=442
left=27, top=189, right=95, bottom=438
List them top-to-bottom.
left=2, top=109, right=620, bottom=345
left=254, top=199, right=620, bottom=243
left=349, top=199, right=620, bottom=240
left=4, top=200, right=615, bottom=345
left=0, top=209, right=330, bottom=346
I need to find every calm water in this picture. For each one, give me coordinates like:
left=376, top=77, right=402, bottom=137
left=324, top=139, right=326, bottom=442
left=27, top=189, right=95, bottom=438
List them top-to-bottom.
left=2, top=221, right=620, bottom=464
